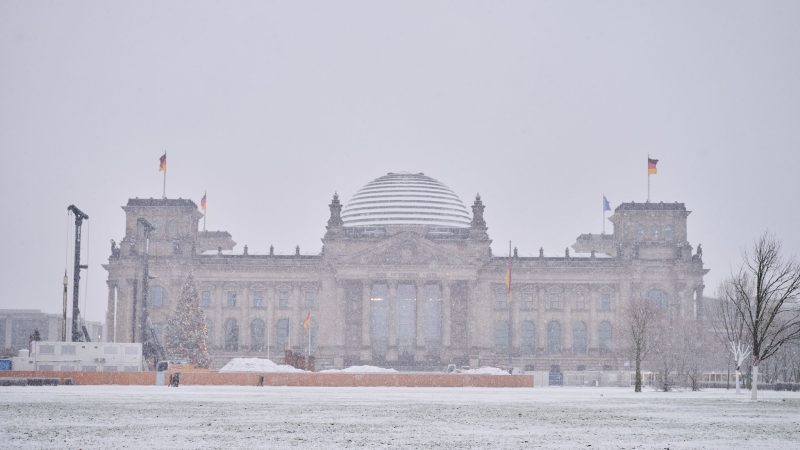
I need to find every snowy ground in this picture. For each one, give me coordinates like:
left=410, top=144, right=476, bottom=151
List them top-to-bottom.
left=1, top=386, right=799, bottom=449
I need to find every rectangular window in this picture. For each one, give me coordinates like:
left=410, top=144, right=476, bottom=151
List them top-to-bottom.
left=494, top=286, right=509, bottom=310
left=278, top=288, right=290, bottom=309
left=304, top=288, right=317, bottom=309
left=520, top=290, right=534, bottom=310
left=201, top=291, right=212, bottom=308
left=227, top=291, right=237, bottom=307
left=253, top=291, right=265, bottom=308
left=599, top=292, right=612, bottom=311
left=575, top=295, right=587, bottom=311
left=39, top=344, right=55, bottom=354
left=61, top=345, right=76, bottom=355
left=103, top=346, right=118, bottom=355
left=125, top=346, right=139, bottom=355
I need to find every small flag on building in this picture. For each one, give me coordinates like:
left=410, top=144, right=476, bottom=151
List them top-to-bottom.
left=159, top=152, right=167, bottom=172
left=648, top=158, right=658, bottom=175
left=200, top=192, right=207, bottom=211
left=603, top=195, right=611, bottom=212
left=303, top=312, right=311, bottom=331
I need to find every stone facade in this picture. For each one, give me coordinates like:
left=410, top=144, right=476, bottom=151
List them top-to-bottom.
left=103, top=175, right=707, bottom=370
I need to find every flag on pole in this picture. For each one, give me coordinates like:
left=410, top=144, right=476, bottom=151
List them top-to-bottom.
left=159, top=153, right=167, bottom=172
left=648, top=158, right=658, bottom=175
left=200, top=192, right=207, bottom=211
left=603, top=195, right=611, bottom=212
left=303, top=312, right=311, bottom=331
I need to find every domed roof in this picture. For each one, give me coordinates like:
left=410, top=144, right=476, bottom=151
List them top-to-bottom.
left=341, top=172, right=472, bottom=228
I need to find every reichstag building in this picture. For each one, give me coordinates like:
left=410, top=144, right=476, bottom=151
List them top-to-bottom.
left=104, top=172, right=708, bottom=370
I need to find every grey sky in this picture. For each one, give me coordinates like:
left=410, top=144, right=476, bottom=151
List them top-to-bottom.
left=1, top=1, right=798, bottom=322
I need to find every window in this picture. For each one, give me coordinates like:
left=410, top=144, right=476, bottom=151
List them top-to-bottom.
left=664, top=225, right=674, bottom=242
left=370, top=283, right=389, bottom=359
left=396, top=284, right=417, bottom=358
left=422, top=284, right=443, bottom=357
left=149, top=286, right=166, bottom=307
left=494, top=286, right=509, bottom=309
left=278, top=287, right=290, bottom=309
left=304, top=288, right=317, bottom=309
left=520, top=288, right=535, bottom=310
left=546, top=288, right=562, bottom=310
left=647, top=289, right=668, bottom=310
left=574, top=290, right=587, bottom=311
left=599, top=290, right=613, bottom=311
left=201, top=291, right=212, bottom=308
left=226, top=291, right=238, bottom=307
left=253, top=291, right=265, bottom=308
left=224, top=318, right=239, bottom=351
left=276, top=318, right=290, bottom=351
left=206, top=319, right=214, bottom=347
left=251, top=319, right=266, bottom=351
left=494, top=320, right=510, bottom=354
left=521, top=320, right=536, bottom=355
left=547, top=321, right=562, bottom=354
left=572, top=321, right=588, bottom=354
left=599, top=321, right=613, bottom=353
left=39, top=344, right=54, bottom=354
left=62, top=345, right=76, bottom=355
left=103, top=346, right=118, bottom=355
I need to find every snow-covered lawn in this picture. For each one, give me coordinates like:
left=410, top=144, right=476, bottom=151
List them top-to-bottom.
left=1, top=386, right=799, bottom=448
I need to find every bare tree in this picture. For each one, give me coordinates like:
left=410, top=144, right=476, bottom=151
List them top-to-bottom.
left=722, top=232, right=800, bottom=400
left=710, top=289, right=751, bottom=394
left=625, top=298, right=659, bottom=392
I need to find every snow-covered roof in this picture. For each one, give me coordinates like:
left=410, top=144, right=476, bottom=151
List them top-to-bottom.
left=341, top=172, right=471, bottom=228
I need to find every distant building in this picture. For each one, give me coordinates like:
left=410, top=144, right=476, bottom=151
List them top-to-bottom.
left=104, top=172, right=708, bottom=370
left=0, top=309, right=103, bottom=356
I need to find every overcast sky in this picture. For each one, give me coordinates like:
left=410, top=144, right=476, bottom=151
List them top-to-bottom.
left=1, top=1, right=798, bottom=322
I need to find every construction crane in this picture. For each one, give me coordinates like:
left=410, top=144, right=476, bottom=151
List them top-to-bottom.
left=67, top=205, right=89, bottom=342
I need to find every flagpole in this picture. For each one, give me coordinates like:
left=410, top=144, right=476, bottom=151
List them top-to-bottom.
left=162, top=151, right=167, bottom=199
left=647, top=154, right=650, bottom=203
left=203, top=191, right=207, bottom=231
left=306, top=316, right=311, bottom=371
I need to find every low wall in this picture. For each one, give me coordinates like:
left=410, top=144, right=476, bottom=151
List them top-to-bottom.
left=0, top=370, right=532, bottom=387
left=0, top=371, right=155, bottom=385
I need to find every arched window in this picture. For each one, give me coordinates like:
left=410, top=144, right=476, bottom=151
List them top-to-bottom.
left=664, top=224, right=674, bottom=241
left=149, top=286, right=167, bottom=307
left=647, top=289, right=669, bottom=310
left=224, top=318, right=239, bottom=351
left=276, top=318, right=290, bottom=351
left=205, top=319, right=214, bottom=348
left=250, top=319, right=266, bottom=351
left=494, top=320, right=510, bottom=353
left=521, top=320, right=536, bottom=355
left=547, top=321, right=562, bottom=354
left=572, top=321, right=588, bottom=354
left=598, top=321, right=613, bottom=353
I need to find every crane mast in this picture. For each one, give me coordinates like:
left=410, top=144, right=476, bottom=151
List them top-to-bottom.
left=67, top=204, right=89, bottom=342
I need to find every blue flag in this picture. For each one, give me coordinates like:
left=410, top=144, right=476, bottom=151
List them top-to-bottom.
left=603, top=195, right=611, bottom=212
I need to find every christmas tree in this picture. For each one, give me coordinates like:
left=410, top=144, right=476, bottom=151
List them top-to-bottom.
left=163, top=274, right=211, bottom=368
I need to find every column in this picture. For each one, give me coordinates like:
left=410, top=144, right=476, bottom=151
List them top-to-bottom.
left=106, top=282, right=117, bottom=342
left=361, top=282, right=371, bottom=360
left=387, top=282, right=397, bottom=360
left=442, top=282, right=452, bottom=348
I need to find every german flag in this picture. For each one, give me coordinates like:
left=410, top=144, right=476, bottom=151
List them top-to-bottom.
left=159, top=152, right=167, bottom=172
left=648, top=158, right=658, bottom=175
left=200, top=192, right=207, bottom=211
left=303, top=312, right=311, bottom=331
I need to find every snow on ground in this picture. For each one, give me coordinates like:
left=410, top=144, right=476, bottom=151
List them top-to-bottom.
left=219, top=358, right=306, bottom=373
left=320, top=365, right=398, bottom=373
left=461, top=366, right=509, bottom=375
left=1, top=386, right=799, bottom=449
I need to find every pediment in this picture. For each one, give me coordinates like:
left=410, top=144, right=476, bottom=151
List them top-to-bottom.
left=342, top=232, right=466, bottom=267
